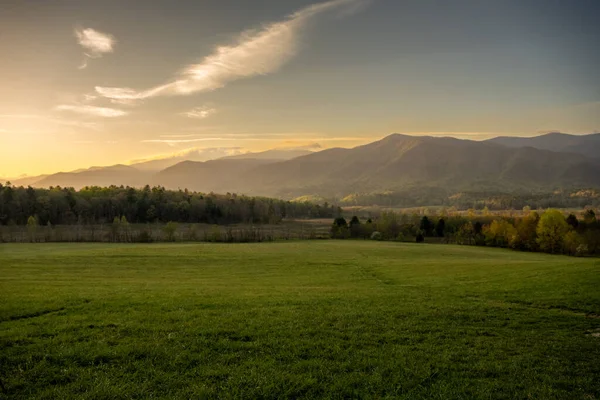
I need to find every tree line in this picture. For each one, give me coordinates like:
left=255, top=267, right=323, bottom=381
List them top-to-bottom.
left=0, top=183, right=339, bottom=226
left=339, top=188, right=600, bottom=210
left=331, top=209, right=600, bottom=256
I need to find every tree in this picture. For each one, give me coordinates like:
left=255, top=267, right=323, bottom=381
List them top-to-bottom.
left=584, top=209, right=596, bottom=225
left=536, top=210, right=570, bottom=254
left=513, top=212, right=539, bottom=250
left=566, top=214, right=579, bottom=229
left=27, top=216, right=38, bottom=242
left=349, top=216, right=361, bottom=238
left=420, top=216, right=433, bottom=236
left=331, top=217, right=349, bottom=239
left=435, top=218, right=445, bottom=237
left=484, top=219, right=517, bottom=248
left=163, top=221, right=178, bottom=242
left=456, top=223, right=475, bottom=245
left=415, top=231, right=425, bottom=243
left=563, top=231, right=584, bottom=256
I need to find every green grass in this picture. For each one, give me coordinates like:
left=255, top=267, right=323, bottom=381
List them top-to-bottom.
left=1, top=242, right=599, bottom=399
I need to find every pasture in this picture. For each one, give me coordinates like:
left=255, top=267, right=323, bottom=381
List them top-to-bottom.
left=1, top=242, right=599, bottom=399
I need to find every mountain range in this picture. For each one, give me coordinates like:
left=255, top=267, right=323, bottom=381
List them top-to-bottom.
left=7, top=132, right=600, bottom=199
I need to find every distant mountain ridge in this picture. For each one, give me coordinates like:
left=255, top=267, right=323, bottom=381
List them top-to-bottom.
left=487, top=132, right=600, bottom=159
left=7, top=133, right=600, bottom=199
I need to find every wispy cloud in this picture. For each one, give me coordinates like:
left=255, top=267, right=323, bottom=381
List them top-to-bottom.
left=95, top=0, right=365, bottom=101
left=75, top=28, right=115, bottom=69
left=55, top=105, right=128, bottom=118
left=182, top=106, right=217, bottom=119
left=0, top=114, right=102, bottom=130
left=142, top=137, right=235, bottom=146
left=129, top=147, right=245, bottom=164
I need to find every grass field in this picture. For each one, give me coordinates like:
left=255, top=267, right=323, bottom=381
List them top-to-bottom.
left=1, top=242, right=599, bottom=399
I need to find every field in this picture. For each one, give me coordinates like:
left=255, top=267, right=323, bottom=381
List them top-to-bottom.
left=1, top=242, right=599, bottom=399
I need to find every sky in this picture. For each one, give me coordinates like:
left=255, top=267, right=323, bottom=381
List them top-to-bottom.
left=1, top=0, right=599, bottom=177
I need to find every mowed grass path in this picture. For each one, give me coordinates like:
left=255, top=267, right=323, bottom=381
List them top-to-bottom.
left=1, top=242, right=599, bottom=399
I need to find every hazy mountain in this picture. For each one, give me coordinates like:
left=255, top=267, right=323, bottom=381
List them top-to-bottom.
left=487, top=132, right=600, bottom=159
left=12, top=133, right=600, bottom=197
left=148, top=134, right=600, bottom=197
left=245, top=134, right=600, bottom=197
left=130, top=147, right=245, bottom=172
left=154, top=159, right=275, bottom=193
left=34, top=165, right=148, bottom=189
left=9, top=175, right=50, bottom=187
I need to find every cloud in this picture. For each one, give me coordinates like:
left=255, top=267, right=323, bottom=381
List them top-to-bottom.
left=95, top=0, right=365, bottom=101
left=75, top=28, right=115, bottom=69
left=55, top=105, right=128, bottom=118
left=182, top=106, right=217, bottom=119
left=0, top=114, right=102, bottom=130
left=142, top=137, right=235, bottom=146
left=278, top=142, right=323, bottom=150
left=129, top=147, right=245, bottom=165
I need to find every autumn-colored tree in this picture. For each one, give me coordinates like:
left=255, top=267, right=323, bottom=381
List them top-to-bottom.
left=536, top=210, right=570, bottom=254
left=484, top=219, right=517, bottom=248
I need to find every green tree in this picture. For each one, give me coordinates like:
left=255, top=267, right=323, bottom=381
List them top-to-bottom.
left=583, top=209, right=596, bottom=225
left=536, top=210, right=570, bottom=254
left=513, top=212, right=539, bottom=250
left=566, top=214, right=579, bottom=229
left=27, top=215, right=38, bottom=242
left=349, top=216, right=361, bottom=238
left=420, top=216, right=433, bottom=236
left=331, top=217, right=349, bottom=239
left=435, top=218, right=445, bottom=237
left=484, top=219, right=517, bottom=248
left=163, top=221, right=178, bottom=242
left=563, top=230, right=583, bottom=256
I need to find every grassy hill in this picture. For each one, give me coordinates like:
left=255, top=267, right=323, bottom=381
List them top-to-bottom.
left=1, top=242, right=599, bottom=398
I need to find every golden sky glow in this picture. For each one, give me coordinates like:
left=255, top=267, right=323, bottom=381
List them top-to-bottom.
left=1, top=0, right=599, bottom=178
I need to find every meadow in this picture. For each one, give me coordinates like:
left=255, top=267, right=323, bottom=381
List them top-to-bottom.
left=1, top=241, right=599, bottom=399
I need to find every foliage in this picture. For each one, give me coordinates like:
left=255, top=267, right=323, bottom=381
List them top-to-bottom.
left=0, top=184, right=336, bottom=226
left=330, top=208, right=600, bottom=257
left=536, top=209, right=571, bottom=254
left=484, top=220, right=517, bottom=248
left=163, top=221, right=179, bottom=242
left=370, top=231, right=382, bottom=241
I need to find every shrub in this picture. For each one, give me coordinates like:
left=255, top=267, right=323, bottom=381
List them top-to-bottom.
left=163, top=221, right=178, bottom=242
left=137, top=230, right=153, bottom=243
left=370, top=231, right=382, bottom=241
left=575, top=244, right=589, bottom=257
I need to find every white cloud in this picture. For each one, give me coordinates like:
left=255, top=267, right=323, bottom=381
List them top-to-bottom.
left=95, top=0, right=364, bottom=100
left=75, top=28, right=115, bottom=69
left=55, top=105, right=128, bottom=118
left=182, top=106, right=217, bottom=119
left=0, top=114, right=101, bottom=130
left=142, top=137, right=235, bottom=146
left=129, top=147, right=245, bottom=166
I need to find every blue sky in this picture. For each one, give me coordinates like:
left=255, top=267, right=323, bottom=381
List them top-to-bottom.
left=1, top=0, right=599, bottom=176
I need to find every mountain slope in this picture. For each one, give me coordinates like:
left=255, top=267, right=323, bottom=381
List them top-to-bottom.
left=487, top=132, right=600, bottom=159
left=13, top=133, right=600, bottom=197
left=236, top=134, right=600, bottom=197
left=154, top=159, right=275, bottom=192
left=34, top=165, right=148, bottom=189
